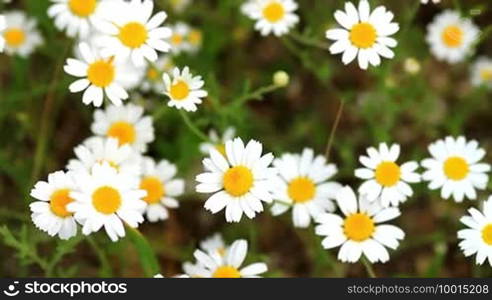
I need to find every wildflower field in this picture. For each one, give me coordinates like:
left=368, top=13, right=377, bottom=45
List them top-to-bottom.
left=1, top=0, right=492, bottom=278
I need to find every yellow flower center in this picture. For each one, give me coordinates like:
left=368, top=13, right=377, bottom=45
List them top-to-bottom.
left=68, top=0, right=97, bottom=17
left=262, top=2, right=285, bottom=23
left=118, top=22, right=148, bottom=48
left=349, top=22, right=377, bottom=49
left=441, top=25, right=463, bottom=48
left=4, top=28, right=26, bottom=47
left=188, top=30, right=202, bottom=45
left=171, top=33, right=183, bottom=45
left=87, top=59, right=115, bottom=88
left=147, top=68, right=159, bottom=81
left=480, top=69, right=492, bottom=82
left=169, top=80, right=190, bottom=100
left=107, top=121, right=136, bottom=145
left=215, top=144, right=226, bottom=156
left=443, top=156, right=469, bottom=181
left=375, top=161, right=401, bottom=187
left=223, top=166, right=254, bottom=197
left=140, top=176, right=165, bottom=204
left=287, top=177, right=316, bottom=203
left=92, top=186, right=121, bottom=215
left=50, top=189, right=74, bottom=218
left=344, top=213, right=375, bottom=242
left=482, top=224, right=492, bottom=246
left=213, top=266, right=241, bottom=278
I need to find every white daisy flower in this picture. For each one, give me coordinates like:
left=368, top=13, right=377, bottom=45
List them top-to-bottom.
left=47, top=0, right=105, bottom=38
left=95, top=0, right=172, bottom=67
left=242, top=0, right=299, bottom=37
left=325, top=0, right=399, bottom=70
left=421, top=0, right=440, bottom=4
left=426, top=10, right=479, bottom=64
left=1, top=11, right=43, bottom=57
left=0, top=15, right=5, bottom=52
left=168, top=22, right=191, bottom=54
left=187, top=27, right=203, bottom=54
left=64, top=42, right=130, bottom=107
left=141, top=55, right=174, bottom=93
left=470, top=57, right=492, bottom=89
left=163, top=66, right=208, bottom=112
left=91, top=103, right=155, bottom=153
left=199, top=127, right=236, bottom=156
left=421, top=136, right=490, bottom=202
left=66, top=137, right=141, bottom=177
left=196, top=137, right=277, bottom=223
left=355, top=143, right=421, bottom=207
left=270, top=148, right=342, bottom=228
left=139, top=157, right=185, bottom=222
left=67, top=163, right=146, bottom=242
left=29, top=171, right=79, bottom=240
left=315, top=186, right=405, bottom=263
left=458, top=198, right=492, bottom=266
left=199, top=233, right=227, bottom=255
left=185, top=239, right=268, bottom=278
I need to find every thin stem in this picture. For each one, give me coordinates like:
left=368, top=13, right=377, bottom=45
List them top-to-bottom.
left=289, top=32, right=330, bottom=51
left=235, top=84, right=280, bottom=106
left=325, top=99, right=345, bottom=161
left=179, top=110, right=209, bottom=142
left=86, top=236, right=113, bottom=277
left=361, top=256, right=377, bottom=278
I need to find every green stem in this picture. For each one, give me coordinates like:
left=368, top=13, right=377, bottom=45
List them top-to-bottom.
left=289, top=32, right=330, bottom=51
left=235, top=84, right=280, bottom=106
left=325, top=99, right=345, bottom=161
left=179, top=110, right=209, bottom=142
left=86, top=236, right=113, bottom=277
left=361, top=256, right=377, bottom=278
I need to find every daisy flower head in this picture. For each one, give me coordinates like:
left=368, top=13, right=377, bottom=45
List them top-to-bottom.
left=47, top=0, right=104, bottom=38
left=94, top=0, right=172, bottom=67
left=242, top=0, right=299, bottom=37
left=326, top=0, right=399, bottom=70
left=426, top=10, right=479, bottom=64
left=1, top=11, right=43, bottom=57
left=0, top=15, right=5, bottom=52
left=168, top=22, right=191, bottom=54
left=187, top=27, right=203, bottom=53
left=64, top=42, right=130, bottom=107
left=141, top=55, right=174, bottom=93
left=470, top=57, right=492, bottom=89
left=163, top=66, right=208, bottom=112
left=91, top=103, right=155, bottom=153
left=199, top=127, right=236, bottom=156
left=66, top=136, right=141, bottom=177
left=421, top=136, right=490, bottom=202
left=196, top=137, right=277, bottom=223
left=355, top=143, right=420, bottom=207
left=270, top=148, right=343, bottom=228
left=139, top=157, right=184, bottom=222
left=68, top=163, right=147, bottom=241
left=30, top=171, right=79, bottom=240
left=315, top=186, right=405, bottom=263
left=458, top=198, right=492, bottom=266
left=199, top=233, right=227, bottom=255
left=186, top=239, right=268, bottom=278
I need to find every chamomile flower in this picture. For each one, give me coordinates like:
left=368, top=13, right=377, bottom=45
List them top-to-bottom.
left=47, top=0, right=104, bottom=38
left=95, top=0, right=172, bottom=67
left=242, top=0, right=299, bottom=37
left=325, top=0, right=399, bottom=70
left=426, top=10, right=479, bottom=63
left=1, top=11, right=43, bottom=57
left=0, top=15, right=5, bottom=52
left=168, top=22, right=191, bottom=54
left=187, top=27, right=203, bottom=53
left=64, top=42, right=130, bottom=107
left=141, top=55, right=174, bottom=93
left=470, top=57, right=492, bottom=89
left=163, top=66, right=208, bottom=112
left=91, top=103, right=155, bottom=153
left=199, top=127, right=236, bottom=156
left=421, top=136, right=490, bottom=202
left=66, top=137, right=141, bottom=176
left=196, top=137, right=277, bottom=223
left=355, top=143, right=420, bottom=207
left=270, top=148, right=342, bottom=228
left=139, top=157, right=184, bottom=222
left=68, top=163, right=147, bottom=242
left=30, top=171, right=79, bottom=240
left=315, top=186, right=405, bottom=263
left=458, top=198, right=492, bottom=266
left=200, top=233, right=227, bottom=255
left=186, top=239, right=268, bottom=277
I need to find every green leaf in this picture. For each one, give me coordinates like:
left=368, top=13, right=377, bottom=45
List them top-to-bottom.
left=126, top=226, right=160, bottom=277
